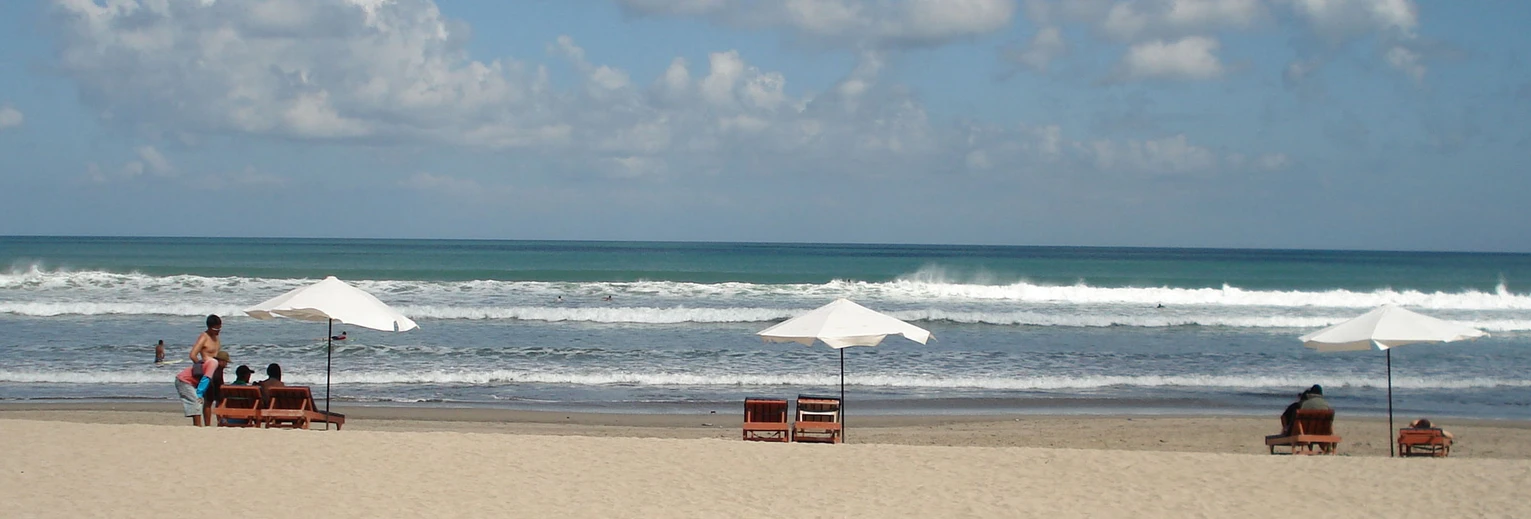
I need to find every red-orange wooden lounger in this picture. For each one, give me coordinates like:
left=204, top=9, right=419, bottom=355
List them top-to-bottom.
left=213, top=385, right=263, bottom=428
left=263, top=386, right=346, bottom=430
left=791, top=395, right=842, bottom=444
left=742, top=397, right=790, bottom=442
left=1265, top=409, right=1341, bottom=455
left=1398, top=428, right=1452, bottom=457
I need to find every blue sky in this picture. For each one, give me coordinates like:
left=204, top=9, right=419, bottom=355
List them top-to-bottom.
left=1, top=0, right=1529, bottom=251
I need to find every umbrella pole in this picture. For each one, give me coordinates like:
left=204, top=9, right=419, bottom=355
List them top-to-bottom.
left=326, top=318, right=333, bottom=431
left=840, top=348, right=846, bottom=444
left=1387, top=349, right=1394, bottom=458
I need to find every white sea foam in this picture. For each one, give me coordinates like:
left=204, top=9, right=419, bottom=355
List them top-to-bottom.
left=5, top=268, right=1531, bottom=329
left=3, top=301, right=1528, bottom=330
left=4, top=369, right=1526, bottom=390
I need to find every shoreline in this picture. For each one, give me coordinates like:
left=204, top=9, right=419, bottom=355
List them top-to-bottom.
left=6, top=401, right=1530, bottom=458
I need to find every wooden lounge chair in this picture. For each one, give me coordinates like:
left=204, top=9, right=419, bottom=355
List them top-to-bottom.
left=213, top=385, right=264, bottom=428
left=262, top=386, right=346, bottom=430
left=791, top=395, right=842, bottom=444
left=742, top=397, right=790, bottom=442
left=1265, top=409, right=1341, bottom=455
left=1398, top=428, right=1452, bottom=457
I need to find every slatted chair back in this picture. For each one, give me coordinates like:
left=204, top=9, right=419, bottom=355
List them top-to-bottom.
left=745, top=398, right=788, bottom=424
left=1291, top=409, right=1335, bottom=436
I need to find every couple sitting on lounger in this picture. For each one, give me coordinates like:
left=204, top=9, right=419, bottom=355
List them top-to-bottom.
left=1279, top=384, right=1332, bottom=436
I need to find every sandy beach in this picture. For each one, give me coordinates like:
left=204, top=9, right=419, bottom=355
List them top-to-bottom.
left=4, top=404, right=1530, bottom=518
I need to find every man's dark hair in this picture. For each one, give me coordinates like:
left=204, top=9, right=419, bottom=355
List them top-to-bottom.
left=206, top=314, right=222, bottom=328
left=266, top=363, right=282, bottom=379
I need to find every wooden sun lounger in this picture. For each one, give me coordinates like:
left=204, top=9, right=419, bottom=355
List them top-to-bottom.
left=214, top=385, right=264, bottom=427
left=263, top=386, right=346, bottom=430
left=792, top=395, right=842, bottom=444
left=742, top=397, right=790, bottom=442
left=1265, top=409, right=1341, bottom=455
left=1398, top=428, right=1452, bottom=457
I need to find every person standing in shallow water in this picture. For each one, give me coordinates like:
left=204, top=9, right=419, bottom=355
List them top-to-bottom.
left=154, top=340, right=165, bottom=364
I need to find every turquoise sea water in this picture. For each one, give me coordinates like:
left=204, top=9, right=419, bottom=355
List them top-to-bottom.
left=2, top=236, right=1529, bottom=418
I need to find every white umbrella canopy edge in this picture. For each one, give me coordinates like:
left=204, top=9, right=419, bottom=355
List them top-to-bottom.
left=245, top=276, right=418, bottom=332
left=756, top=298, right=932, bottom=348
left=1299, top=305, right=1487, bottom=352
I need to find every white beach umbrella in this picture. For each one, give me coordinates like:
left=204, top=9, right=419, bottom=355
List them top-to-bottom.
left=245, top=276, right=418, bottom=421
left=757, top=298, right=932, bottom=440
left=1299, top=305, right=1486, bottom=456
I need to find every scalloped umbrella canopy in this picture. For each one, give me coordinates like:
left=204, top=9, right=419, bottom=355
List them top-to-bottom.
left=245, top=276, right=417, bottom=332
left=757, top=298, right=931, bottom=349
left=1299, top=305, right=1485, bottom=352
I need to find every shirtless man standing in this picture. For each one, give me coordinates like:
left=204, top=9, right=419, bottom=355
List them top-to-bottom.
left=189, top=315, right=222, bottom=365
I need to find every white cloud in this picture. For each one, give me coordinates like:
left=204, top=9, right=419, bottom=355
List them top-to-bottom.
left=49, top=0, right=1285, bottom=185
left=53, top=0, right=561, bottom=146
left=615, top=0, right=1017, bottom=48
left=617, top=0, right=728, bottom=16
left=1020, top=0, right=1426, bottom=84
left=1101, top=0, right=1263, bottom=40
left=1280, top=0, right=1425, bottom=81
left=1281, top=0, right=1417, bottom=38
left=1010, top=26, right=1066, bottom=71
left=1119, top=36, right=1224, bottom=80
left=1384, top=45, right=1424, bottom=83
left=1282, top=59, right=1317, bottom=88
left=0, top=105, right=22, bottom=130
left=961, top=124, right=1277, bottom=178
left=1090, top=134, right=1217, bottom=173
left=81, top=145, right=181, bottom=184
left=136, top=146, right=174, bottom=176
left=1255, top=153, right=1291, bottom=171
left=190, top=166, right=288, bottom=191
left=401, top=171, right=489, bottom=196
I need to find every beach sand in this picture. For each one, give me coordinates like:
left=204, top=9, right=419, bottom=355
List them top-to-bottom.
left=4, top=404, right=1530, bottom=518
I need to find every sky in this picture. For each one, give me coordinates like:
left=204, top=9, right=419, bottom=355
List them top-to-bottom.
left=1, top=0, right=1529, bottom=252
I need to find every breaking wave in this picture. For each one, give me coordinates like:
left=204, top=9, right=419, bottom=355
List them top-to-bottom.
left=3, top=369, right=1526, bottom=391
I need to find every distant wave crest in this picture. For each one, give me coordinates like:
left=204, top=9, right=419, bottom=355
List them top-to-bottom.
left=4, top=268, right=1531, bottom=330
left=3, top=369, right=1527, bottom=390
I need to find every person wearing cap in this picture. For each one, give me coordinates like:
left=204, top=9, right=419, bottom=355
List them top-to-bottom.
left=215, top=364, right=256, bottom=425
left=230, top=365, right=254, bottom=386
left=1279, top=384, right=1332, bottom=435
left=1299, top=385, right=1331, bottom=411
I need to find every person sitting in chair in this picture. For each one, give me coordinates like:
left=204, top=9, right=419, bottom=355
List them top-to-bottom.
left=1279, top=384, right=1331, bottom=435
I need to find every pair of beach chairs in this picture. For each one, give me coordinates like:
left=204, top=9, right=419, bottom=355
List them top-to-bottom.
left=213, top=386, right=346, bottom=430
left=742, top=396, right=842, bottom=444
left=1264, top=409, right=1455, bottom=457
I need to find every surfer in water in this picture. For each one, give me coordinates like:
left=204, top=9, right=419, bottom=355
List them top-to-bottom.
left=331, top=331, right=347, bottom=341
left=154, top=340, right=165, bottom=364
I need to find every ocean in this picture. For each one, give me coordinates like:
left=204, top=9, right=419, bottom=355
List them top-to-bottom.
left=2, top=236, right=1529, bottom=419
